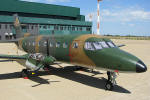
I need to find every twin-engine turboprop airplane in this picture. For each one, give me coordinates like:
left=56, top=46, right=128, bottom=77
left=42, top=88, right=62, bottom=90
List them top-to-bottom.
left=0, top=15, right=147, bottom=90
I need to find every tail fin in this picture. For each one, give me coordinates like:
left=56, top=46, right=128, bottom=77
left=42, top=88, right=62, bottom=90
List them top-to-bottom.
left=13, top=14, right=22, bottom=38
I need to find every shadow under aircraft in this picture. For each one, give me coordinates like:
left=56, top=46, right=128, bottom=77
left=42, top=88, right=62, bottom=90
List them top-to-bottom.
left=0, top=66, right=131, bottom=94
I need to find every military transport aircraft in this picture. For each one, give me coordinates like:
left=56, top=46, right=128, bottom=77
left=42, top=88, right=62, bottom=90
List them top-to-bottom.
left=0, top=15, right=147, bottom=90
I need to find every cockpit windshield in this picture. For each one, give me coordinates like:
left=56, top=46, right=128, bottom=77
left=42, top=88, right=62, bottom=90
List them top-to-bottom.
left=84, top=41, right=116, bottom=51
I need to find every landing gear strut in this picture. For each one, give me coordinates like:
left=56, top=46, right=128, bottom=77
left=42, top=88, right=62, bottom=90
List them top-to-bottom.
left=21, top=69, right=29, bottom=78
left=105, top=71, right=117, bottom=90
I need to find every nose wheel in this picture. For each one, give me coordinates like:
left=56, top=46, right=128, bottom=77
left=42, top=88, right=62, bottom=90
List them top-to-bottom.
left=105, top=71, right=117, bottom=90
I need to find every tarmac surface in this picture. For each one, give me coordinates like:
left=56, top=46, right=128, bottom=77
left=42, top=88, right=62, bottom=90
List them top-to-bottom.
left=0, top=39, right=150, bottom=100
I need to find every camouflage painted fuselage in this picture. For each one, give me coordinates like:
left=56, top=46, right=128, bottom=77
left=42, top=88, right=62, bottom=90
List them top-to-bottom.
left=17, top=34, right=147, bottom=73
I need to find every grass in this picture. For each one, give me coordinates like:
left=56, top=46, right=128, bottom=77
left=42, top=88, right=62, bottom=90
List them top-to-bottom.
left=104, top=36, right=150, bottom=40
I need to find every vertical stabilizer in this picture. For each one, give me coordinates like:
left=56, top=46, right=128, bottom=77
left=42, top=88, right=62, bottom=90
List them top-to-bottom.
left=13, top=14, right=22, bottom=38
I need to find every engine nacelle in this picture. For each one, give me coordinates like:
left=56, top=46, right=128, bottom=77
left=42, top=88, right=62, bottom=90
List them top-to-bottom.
left=25, top=53, right=56, bottom=71
left=25, top=60, right=40, bottom=71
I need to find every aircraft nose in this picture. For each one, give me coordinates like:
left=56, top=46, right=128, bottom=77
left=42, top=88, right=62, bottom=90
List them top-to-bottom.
left=136, top=60, right=147, bottom=73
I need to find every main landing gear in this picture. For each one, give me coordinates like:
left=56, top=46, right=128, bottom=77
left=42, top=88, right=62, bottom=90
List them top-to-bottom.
left=21, top=69, right=30, bottom=78
left=105, top=71, right=118, bottom=90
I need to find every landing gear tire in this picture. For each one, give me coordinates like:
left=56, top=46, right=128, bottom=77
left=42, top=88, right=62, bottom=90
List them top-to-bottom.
left=21, top=69, right=29, bottom=78
left=106, top=71, right=118, bottom=90
left=105, top=81, right=113, bottom=90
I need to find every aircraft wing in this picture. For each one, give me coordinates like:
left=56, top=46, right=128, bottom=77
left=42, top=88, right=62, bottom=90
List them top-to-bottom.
left=0, top=54, right=28, bottom=62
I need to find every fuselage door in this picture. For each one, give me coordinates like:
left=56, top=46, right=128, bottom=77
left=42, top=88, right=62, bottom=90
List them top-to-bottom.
left=69, top=40, right=83, bottom=64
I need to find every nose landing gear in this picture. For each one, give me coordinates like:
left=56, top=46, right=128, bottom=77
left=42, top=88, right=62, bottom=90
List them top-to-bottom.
left=105, top=71, right=117, bottom=90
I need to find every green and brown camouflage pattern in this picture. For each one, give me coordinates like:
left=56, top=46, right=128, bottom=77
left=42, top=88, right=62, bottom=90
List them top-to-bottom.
left=15, top=34, right=147, bottom=72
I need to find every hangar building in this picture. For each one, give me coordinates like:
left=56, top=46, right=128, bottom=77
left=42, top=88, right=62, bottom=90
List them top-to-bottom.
left=0, top=0, right=92, bottom=40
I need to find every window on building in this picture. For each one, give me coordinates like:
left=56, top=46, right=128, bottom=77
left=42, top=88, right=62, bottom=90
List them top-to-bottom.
left=0, top=24, right=1, bottom=29
left=5, top=24, right=7, bottom=29
left=10, top=25, right=13, bottom=29
left=30, top=25, right=33, bottom=30
left=39, top=25, right=42, bottom=29
left=43, top=25, right=47, bottom=29
left=48, top=25, right=50, bottom=29
left=54, top=25, right=59, bottom=30
left=60, top=26, right=63, bottom=30
left=64, top=26, right=67, bottom=30
left=68, top=26, right=71, bottom=30
left=72, top=27, right=75, bottom=31
left=77, top=27, right=79, bottom=31
left=80, top=27, right=82, bottom=31
left=86, top=27, right=91, bottom=31
left=5, top=33, right=9, bottom=40
left=9, top=33, right=13, bottom=39
left=13, top=34, right=16, bottom=39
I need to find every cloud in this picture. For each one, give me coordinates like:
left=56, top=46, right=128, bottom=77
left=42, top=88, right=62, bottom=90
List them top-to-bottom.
left=21, top=0, right=70, bottom=3
left=85, top=7, right=150, bottom=23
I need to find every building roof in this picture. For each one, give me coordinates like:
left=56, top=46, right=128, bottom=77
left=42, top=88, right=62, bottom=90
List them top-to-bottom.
left=0, top=0, right=80, bottom=17
left=0, top=15, right=92, bottom=26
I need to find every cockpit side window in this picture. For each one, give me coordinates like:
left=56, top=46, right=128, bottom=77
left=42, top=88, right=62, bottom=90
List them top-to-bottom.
left=84, top=41, right=115, bottom=51
left=100, top=41, right=109, bottom=48
left=84, top=42, right=95, bottom=50
left=93, top=42, right=102, bottom=50
left=107, top=42, right=115, bottom=48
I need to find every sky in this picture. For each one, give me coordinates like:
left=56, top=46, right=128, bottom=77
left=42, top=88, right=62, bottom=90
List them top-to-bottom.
left=21, top=0, right=150, bottom=36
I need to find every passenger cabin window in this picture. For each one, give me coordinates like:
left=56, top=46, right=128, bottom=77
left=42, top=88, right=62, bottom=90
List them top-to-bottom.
left=44, top=41, right=47, bottom=46
left=29, top=42, right=31, bottom=46
left=32, top=42, right=35, bottom=46
left=38, top=42, right=40, bottom=46
left=49, top=42, right=53, bottom=47
left=56, top=42, right=61, bottom=48
left=73, top=42, right=78, bottom=48
left=63, top=43, right=68, bottom=48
